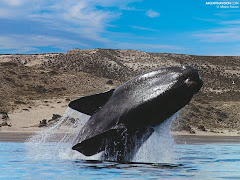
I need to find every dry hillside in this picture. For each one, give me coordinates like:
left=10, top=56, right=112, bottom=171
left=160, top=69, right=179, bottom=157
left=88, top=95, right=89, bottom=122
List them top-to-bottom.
left=0, top=49, right=239, bottom=133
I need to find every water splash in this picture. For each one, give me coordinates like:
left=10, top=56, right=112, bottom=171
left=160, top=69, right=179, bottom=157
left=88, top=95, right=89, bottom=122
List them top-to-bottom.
left=25, top=107, right=90, bottom=160
left=26, top=108, right=179, bottom=163
left=133, top=113, right=179, bottom=163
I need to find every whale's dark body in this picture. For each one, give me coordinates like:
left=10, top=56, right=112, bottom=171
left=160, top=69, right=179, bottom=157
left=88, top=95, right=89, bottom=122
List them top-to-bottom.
left=69, top=66, right=203, bottom=162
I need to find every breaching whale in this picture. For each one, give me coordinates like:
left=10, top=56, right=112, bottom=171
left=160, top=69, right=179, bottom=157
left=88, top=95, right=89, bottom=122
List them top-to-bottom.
left=69, top=66, right=203, bottom=162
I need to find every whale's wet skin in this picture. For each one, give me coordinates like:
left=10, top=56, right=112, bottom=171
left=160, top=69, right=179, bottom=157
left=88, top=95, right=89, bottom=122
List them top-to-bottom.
left=68, top=66, right=203, bottom=162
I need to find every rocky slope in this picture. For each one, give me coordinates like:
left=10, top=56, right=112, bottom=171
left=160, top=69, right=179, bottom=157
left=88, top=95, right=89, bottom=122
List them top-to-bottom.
left=0, top=49, right=239, bottom=133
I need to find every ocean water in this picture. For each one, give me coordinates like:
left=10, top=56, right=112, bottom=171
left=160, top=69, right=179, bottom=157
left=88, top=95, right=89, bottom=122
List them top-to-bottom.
left=1, top=109, right=240, bottom=179
left=0, top=142, right=240, bottom=179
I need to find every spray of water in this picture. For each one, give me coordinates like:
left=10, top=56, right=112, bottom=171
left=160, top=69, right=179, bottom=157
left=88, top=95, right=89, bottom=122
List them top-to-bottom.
left=25, top=107, right=90, bottom=160
left=26, top=108, right=179, bottom=163
left=133, top=113, right=179, bottom=163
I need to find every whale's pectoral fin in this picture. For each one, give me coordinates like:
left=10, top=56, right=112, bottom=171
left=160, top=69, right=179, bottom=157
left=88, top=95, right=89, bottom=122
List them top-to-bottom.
left=68, top=89, right=115, bottom=115
left=72, top=127, right=155, bottom=157
left=72, top=128, right=125, bottom=156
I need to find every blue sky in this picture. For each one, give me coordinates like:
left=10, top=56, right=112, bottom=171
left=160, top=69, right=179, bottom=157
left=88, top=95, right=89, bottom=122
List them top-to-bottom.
left=0, top=0, right=240, bottom=55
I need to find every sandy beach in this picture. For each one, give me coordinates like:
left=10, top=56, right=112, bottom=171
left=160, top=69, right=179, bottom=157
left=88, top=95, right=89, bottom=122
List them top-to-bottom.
left=1, top=98, right=68, bottom=131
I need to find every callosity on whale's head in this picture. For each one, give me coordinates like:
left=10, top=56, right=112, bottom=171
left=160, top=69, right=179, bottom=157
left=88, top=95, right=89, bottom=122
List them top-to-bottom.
left=69, top=66, right=203, bottom=158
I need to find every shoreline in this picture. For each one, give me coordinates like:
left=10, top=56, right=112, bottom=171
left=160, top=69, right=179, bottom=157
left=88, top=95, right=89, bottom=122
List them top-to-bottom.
left=1, top=131, right=240, bottom=144
left=0, top=132, right=34, bottom=142
left=173, top=134, right=240, bottom=144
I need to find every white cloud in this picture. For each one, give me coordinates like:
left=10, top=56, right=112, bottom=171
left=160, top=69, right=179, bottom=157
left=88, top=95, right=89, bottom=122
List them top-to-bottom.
left=0, top=0, right=123, bottom=52
left=0, top=0, right=169, bottom=53
left=1, top=0, right=24, bottom=6
left=146, top=9, right=160, bottom=18
left=193, top=16, right=240, bottom=42
left=192, top=17, right=217, bottom=22
left=221, top=20, right=240, bottom=24
left=131, top=25, right=158, bottom=31
left=193, top=26, right=240, bottom=42
left=0, top=35, right=88, bottom=53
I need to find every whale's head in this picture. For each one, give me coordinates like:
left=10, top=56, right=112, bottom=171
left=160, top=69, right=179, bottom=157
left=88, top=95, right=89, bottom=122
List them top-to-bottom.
left=115, top=65, right=203, bottom=128
left=115, top=65, right=202, bottom=103
left=174, top=65, right=203, bottom=95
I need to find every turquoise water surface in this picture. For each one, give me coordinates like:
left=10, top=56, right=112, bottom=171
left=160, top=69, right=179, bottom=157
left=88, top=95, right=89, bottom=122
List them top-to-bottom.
left=0, top=142, right=240, bottom=179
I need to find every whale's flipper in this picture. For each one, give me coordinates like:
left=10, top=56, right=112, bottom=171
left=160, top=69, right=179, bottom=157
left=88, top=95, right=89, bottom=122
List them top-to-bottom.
left=68, top=89, right=115, bottom=115
left=72, top=127, right=154, bottom=159
left=72, top=128, right=125, bottom=156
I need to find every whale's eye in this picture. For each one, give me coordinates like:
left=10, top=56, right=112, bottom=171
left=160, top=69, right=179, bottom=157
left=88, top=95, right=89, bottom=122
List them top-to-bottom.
left=185, top=77, right=198, bottom=87
left=184, top=78, right=190, bottom=84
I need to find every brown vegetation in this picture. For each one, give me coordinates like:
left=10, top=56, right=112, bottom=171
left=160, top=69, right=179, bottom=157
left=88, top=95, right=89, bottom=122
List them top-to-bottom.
left=0, top=49, right=239, bottom=133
